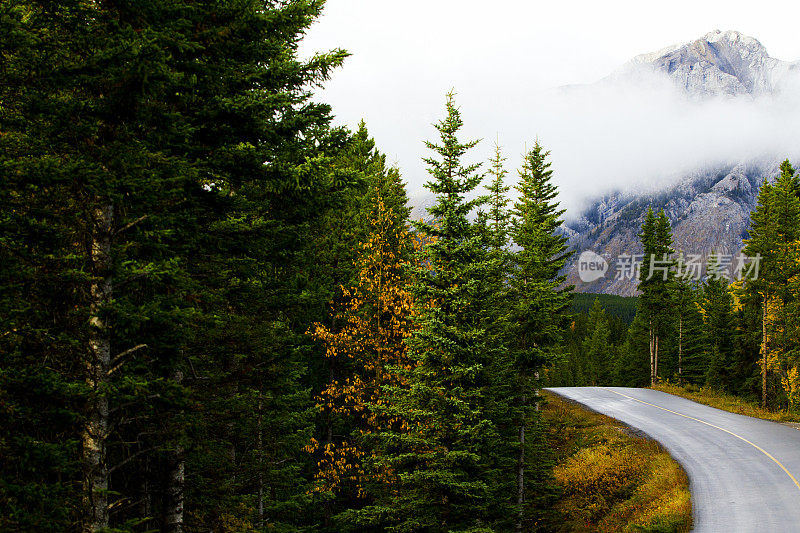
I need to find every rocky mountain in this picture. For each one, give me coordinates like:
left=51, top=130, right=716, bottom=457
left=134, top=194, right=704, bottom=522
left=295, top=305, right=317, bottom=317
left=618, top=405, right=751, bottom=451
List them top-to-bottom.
left=610, top=29, right=800, bottom=98
left=408, top=30, right=798, bottom=296
left=563, top=30, right=799, bottom=295
left=563, top=158, right=784, bottom=295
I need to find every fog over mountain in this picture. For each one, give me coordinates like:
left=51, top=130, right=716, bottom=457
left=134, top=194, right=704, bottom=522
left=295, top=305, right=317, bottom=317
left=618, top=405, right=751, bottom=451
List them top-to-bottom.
left=410, top=29, right=800, bottom=295
left=559, top=30, right=800, bottom=294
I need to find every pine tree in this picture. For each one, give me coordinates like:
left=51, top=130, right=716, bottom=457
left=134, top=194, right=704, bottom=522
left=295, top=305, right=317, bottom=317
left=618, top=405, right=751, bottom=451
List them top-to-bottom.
left=0, top=1, right=349, bottom=530
left=358, top=93, right=515, bottom=531
left=508, top=141, right=573, bottom=530
left=484, top=142, right=512, bottom=251
left=509, top=142, right=573, bottom=371
left=779, top=159, right=799, bottom=199
left=743, top=169, right=800, bottom=407
left=637, top=208, right=675, bottom=385
left=702, top=255, right=736, bottom=391
left=674, top=276, right=709, bottom=385
left=583, top=299, right=613, bottom=385
left=616, top=311, right=653, bottom=387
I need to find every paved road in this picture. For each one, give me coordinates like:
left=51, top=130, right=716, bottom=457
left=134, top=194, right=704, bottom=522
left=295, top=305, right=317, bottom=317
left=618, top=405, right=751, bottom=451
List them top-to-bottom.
left=545, top=387, right=800, bottom=533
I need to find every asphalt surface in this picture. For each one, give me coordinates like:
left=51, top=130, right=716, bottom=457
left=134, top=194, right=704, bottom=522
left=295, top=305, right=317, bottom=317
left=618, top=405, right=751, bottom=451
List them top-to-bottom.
left=545, top=387, right=800, bottom=532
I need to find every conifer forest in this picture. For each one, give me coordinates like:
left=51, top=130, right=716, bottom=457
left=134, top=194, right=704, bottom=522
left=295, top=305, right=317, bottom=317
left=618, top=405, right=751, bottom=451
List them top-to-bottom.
left=2, top=2, right=800, bottom=532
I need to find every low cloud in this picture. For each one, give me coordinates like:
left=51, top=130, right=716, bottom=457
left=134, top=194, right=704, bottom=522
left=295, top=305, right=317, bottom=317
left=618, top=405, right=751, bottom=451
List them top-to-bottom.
left=404, top=70, right=800, bottom=220
left=530, top=71, right=800, bottom=216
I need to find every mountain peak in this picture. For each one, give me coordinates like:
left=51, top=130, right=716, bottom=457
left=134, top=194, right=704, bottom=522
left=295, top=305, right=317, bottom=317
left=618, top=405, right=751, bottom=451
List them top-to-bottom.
left=703, top=29, right=761, bottom=47
left=620, top=30, right=798, bottom=97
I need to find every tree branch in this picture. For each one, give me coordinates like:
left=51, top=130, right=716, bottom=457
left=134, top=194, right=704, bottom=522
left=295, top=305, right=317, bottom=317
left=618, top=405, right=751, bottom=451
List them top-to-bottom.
left=115, top=215, right=149, bottom=235
left=108, top=344, right=147, bottom=375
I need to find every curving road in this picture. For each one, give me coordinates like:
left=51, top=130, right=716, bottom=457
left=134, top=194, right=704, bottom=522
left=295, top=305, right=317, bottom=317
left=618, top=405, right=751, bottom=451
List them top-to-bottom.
left=545, top=387, right=800, bottom=533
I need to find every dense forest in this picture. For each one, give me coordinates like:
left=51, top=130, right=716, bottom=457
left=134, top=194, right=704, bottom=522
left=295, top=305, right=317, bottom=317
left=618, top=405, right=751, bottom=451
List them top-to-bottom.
left=0, top=2, right=573, bottom=531
left=2, top=2, right=800, bottom=532
left=549, top=163, right=800, bottom=413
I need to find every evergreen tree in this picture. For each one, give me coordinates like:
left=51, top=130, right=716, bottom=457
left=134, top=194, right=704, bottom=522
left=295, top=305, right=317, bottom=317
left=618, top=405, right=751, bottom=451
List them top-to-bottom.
left=0, top=1, right=349, bottom=530
left=360, top=92, right=514, bottom=532
left=508, top=141, right=573, bottom=530
left=509, top=142, right=573, bottom=371
left=779, top=159, right=799, bottom=199
left=743, top=169, right=800, bottom=407
left=637, top=208, right=675, bottom=385
left=702, top=255, right=737, bottom=391
left=673, top=275, right=709, bottom=385
left=583, top=299, right=613, bottom=385
left=616, top=310, right=652, bottom=388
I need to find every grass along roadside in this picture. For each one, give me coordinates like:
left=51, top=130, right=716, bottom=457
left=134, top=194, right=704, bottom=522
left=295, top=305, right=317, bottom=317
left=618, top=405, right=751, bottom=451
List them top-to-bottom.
left=651, top=383, right=800, bottom=424
left=542, top=391, right=692, bottom=533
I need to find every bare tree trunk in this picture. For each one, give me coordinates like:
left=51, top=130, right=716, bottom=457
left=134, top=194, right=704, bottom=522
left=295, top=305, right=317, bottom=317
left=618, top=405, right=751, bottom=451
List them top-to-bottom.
left=83, top=202, right=113, bottom=532
left=762, top=295, right=768, bottom=409
left=678, top=316, right=683, bottom=385
left=649, top=321, right=655, bottom=386
left=654, top=335, right=659, bottom=383
left=165, top=371, right=184, bottom=533
left=257, top=394, right=264, bottom=528
left=516, top=395, right=526, bottom=532
left=164, top=449, right=184, bottom=533
left=139, top=457, right=150, bottom=519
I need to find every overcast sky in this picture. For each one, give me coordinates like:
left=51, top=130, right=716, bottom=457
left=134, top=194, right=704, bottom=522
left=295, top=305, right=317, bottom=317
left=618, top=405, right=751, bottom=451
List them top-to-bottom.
left=299, top=0, right=800, bottom=216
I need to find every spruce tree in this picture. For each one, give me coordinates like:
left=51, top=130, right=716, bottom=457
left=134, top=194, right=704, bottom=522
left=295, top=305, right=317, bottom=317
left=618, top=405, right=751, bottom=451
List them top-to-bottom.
left=0, top=1, right=349, bottom=530
left=360, top=93, right=514, bottom=532
left=508, top=141, right=573, bottom=530
left=485, top=142, right=512, bottom=251
left=509, top=142, right=573, bottom=371
left=743, top=170, right=800, bottom=407
left=307, top=191, right=414, bottom=528
left=637, top=208, right=675, bottom=385
left=702, top=255, right=737, bottom=391
left=674, top=276, right=709, bottom=385
left=583, top=299, right=613, bottom=385
left=616, top=311, right=653, bottom=387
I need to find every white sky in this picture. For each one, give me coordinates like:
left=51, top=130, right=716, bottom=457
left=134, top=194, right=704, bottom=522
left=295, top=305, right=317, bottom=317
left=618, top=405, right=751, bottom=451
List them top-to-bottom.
left=299, top=0, right=800, bottom=216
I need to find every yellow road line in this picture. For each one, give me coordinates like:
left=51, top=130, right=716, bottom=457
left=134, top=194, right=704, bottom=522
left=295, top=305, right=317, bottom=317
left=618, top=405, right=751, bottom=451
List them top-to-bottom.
left=601, top=387, right=800, bottom=493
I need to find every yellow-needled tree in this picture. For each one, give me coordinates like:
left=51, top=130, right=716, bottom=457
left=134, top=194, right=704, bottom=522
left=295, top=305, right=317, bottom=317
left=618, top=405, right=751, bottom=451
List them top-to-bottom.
left=307, top=190, right=415, bottom=525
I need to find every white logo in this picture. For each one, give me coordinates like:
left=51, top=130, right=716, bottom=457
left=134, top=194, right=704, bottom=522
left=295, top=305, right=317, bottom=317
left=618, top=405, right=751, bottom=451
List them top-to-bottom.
left=578, top=251, right=608, bottom=283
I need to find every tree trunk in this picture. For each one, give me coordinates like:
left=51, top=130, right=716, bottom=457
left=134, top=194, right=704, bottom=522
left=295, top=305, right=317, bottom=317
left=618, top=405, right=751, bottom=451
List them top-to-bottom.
left=83, top=202, right=113, bottom=532
left=762, top=295, right=768, bottom=409
left=678, top=316, right=683, bottom=385
left=649, top=320, right=655, bottom=386
left=654, top=335, right=659, bottom=384
left=164, top=370, right=184, bottom=533
left=257, top=394, right=264, bottom=529
left=516, top=395, right=526, bottom=532
left=164, top=448, right=184, bottom=533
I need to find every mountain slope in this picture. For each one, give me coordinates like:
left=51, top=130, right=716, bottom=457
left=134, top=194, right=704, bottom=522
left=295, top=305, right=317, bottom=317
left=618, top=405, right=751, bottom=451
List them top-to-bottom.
left=612, top=29, right=800, bottom=97
left=565, top=30, right=799, bottom=295
left=564, top=159, right=783, bottom=295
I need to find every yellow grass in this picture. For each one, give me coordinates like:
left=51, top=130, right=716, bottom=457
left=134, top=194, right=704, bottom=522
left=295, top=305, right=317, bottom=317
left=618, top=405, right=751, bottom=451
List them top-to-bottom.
left=651, top=383, right=800, bottom=424
left=543, top=392, right=692, bottom=533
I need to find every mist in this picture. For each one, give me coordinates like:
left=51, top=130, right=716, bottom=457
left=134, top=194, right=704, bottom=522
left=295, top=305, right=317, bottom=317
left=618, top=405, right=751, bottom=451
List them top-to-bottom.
left=401, top=70, right=800, bottom=220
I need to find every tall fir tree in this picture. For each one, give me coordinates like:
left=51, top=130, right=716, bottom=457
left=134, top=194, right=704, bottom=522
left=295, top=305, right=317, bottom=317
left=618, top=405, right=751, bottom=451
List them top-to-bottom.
left=0, top=1, right=349, bottom=530
left=358, top=93, right=516, bottom=532
left=509, top=141, right=573, bottom=530
left=484, top=142, right=512, bottom=251
left=743, top=169, right=800, bottom=407
left=637, top=208, right=675, bottom=385
left=702, top=254, right=737, bottom=391
left=673, top=274, right=709, bottom=385
left=583, top=299, right=613, bottom=386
